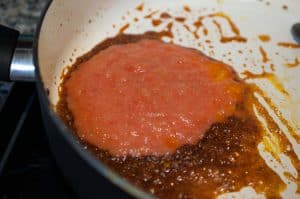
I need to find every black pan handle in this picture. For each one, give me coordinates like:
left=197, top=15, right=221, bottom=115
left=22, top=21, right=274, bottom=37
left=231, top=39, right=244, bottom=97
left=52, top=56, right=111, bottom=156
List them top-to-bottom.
left=292, top=23, right=300, bottom=44
left=0, top=25, right=35, bottom=82
left=0, top=25, right=20, bottom=81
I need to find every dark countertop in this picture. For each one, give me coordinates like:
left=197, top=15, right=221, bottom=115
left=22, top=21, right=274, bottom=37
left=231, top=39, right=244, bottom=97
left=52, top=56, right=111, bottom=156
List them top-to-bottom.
left=0, top=0, right=49, bottom=109
left=0, top=0, right=49, bottom=34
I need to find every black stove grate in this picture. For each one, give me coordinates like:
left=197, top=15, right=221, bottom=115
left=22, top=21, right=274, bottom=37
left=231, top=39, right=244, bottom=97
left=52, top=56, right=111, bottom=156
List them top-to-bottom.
left=0, top=82, right=13, bottom=112
left=0, top=83, right=77, bottom=199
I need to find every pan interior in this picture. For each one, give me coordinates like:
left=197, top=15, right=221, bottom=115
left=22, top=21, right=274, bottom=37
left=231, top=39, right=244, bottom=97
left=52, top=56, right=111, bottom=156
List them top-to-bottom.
left=38, top=0, right=300, bottom=198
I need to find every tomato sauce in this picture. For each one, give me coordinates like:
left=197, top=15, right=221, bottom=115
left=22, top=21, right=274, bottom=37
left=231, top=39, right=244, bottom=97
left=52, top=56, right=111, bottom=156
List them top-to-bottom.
left=57, top=33, right=284, bottom=198
left=62, top=39, right=243, bottom=157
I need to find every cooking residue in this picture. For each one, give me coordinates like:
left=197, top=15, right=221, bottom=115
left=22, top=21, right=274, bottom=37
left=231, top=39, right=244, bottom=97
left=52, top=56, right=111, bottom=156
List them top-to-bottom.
left=136, top=3, right=144, bottom=11
left=59, top=4, right=300, bottom=198
left=183, top=5, right=191, bottom=12
left=282, top=5, right=288, bottom=10
left=143, top=10, right=247, bottom=43
left=144, top=10, right=159, bottom=19
left=160, top=12, right=172, bottom=19
left=190, top=12, right=247, bottom=42
left=174, top=17, right=186, bottom=23
left=212, top=18, right=247, bottom=43
left=152, top=19, right=162, bottom=26
left=162, top=22, right=174, bottom=38
left=119, top=23, right=130, bottom=34
left=57, top=30, right=300, bottom=198
left=57, top=33, right=286, bottom=198
left=258, top=34, right=271, bottom=42
left=277, top=42, right=300, bottom=49
left=259, top=46, right=269, bottom=63
left=286, top=58, right=300, bottom=68
left=270, top=63, right=275, bottom=71
left=242, top=71, right=289, bottom=96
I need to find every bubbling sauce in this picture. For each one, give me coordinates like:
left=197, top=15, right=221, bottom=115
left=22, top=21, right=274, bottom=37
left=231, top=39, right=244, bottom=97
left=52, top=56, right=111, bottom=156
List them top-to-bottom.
left=57, top=33, right=285, bottom=198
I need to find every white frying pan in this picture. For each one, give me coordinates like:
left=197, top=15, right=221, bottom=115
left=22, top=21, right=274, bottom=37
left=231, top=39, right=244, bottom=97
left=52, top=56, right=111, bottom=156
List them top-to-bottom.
left=1, top=0, right=299, bottom=198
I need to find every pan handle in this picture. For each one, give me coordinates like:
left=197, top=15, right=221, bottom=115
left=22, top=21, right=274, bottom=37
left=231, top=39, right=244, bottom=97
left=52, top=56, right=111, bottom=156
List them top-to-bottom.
left=0, top=25, right=35, bottom=82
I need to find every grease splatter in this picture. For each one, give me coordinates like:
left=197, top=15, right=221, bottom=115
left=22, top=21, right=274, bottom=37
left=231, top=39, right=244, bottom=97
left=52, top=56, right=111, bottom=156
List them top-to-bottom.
left=136, top=3, right=144, bottom=11
left=183, top=5, right=191, bottom=12
left=282, top=5, right=288, bottom=10
left=144, top=11, right=159, bottom=19
left=160, top=13, right=172, bottom=19
left=175, top=17, right=186, bottom=23
left=152, top=19, right=162, bottom=26
left=212, top=19, right=247, bottom=43
left=119, top=24, right=130, bottom=34
left=258, top=35, right=271, bottom=42
left=277, top=42, right=300, bottom=49
left=259, top=46, right=269, bottom=63
left=286, top=58, right=300, bottom=68
left=242, top=71, right=289, bottom=96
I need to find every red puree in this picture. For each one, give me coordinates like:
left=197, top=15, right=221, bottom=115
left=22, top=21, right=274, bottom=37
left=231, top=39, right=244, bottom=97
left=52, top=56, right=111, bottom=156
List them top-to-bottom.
left=65, top=39, right=243, bottom=157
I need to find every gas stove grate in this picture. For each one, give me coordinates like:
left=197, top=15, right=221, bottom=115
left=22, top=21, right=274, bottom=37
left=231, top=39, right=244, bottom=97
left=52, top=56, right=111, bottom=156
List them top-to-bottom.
left=0, top=83, right=77, bottom=199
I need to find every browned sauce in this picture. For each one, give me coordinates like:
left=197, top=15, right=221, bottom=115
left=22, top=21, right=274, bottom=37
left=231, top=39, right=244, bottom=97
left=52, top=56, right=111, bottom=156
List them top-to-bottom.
left=136, top=3, right=144, bottom=11
left=183, top=5, right=191, bottom=12
left=144, top=11, right=159, bottom=19
left=144, top=11, right=246, bottom=43
left=160, top=12, right=172, bottom=19
left=213, top=13, right=247, bottom=43
left=215, top=13, right=239, bottom=35
left=174, top=17, right=186, bottom=23
left=152, top=19, right=162, bottom=26
left=193, top=20, right=202, bottom=29
left=212, top=20, right=247, bottom=43
left=191, top=21, right=201, bottom=39
left=161, top=22, right=174, bottom=39
left=118, top=23, right=130, bottom=34
left=182, top=24, right=200, bottom=40
left=183, top=24, right=191, bottom=32
left=203, top=28, right=208, bottom=36
left=57, top=31, right=288, bottom=198
left=258, top=35, right=271, bottom=42
left=219, top=36, right=247, bottom=43
left=277, top=42, right=300, bottom=49
left=259, top=46, right=269, bottom=63
left=286, top=58, right=300, bottom=68
left=270, top=63, right=275, bottom=71
left=242, top=71, right=289, bottom=96
left=250, top=85, right=300, bottom=153
left=250, top=86, right=300, bottom=181
left=91, top=115, right=284, bottom=199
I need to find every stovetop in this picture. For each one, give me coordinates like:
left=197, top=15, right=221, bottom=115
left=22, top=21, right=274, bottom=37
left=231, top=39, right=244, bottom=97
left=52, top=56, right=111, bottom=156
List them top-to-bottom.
left=0, top=83, right=77, bottom=199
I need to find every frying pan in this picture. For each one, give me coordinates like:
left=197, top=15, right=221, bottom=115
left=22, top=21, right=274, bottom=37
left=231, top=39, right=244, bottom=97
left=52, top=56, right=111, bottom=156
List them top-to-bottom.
left=0, top=0, right=299, bottom=198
